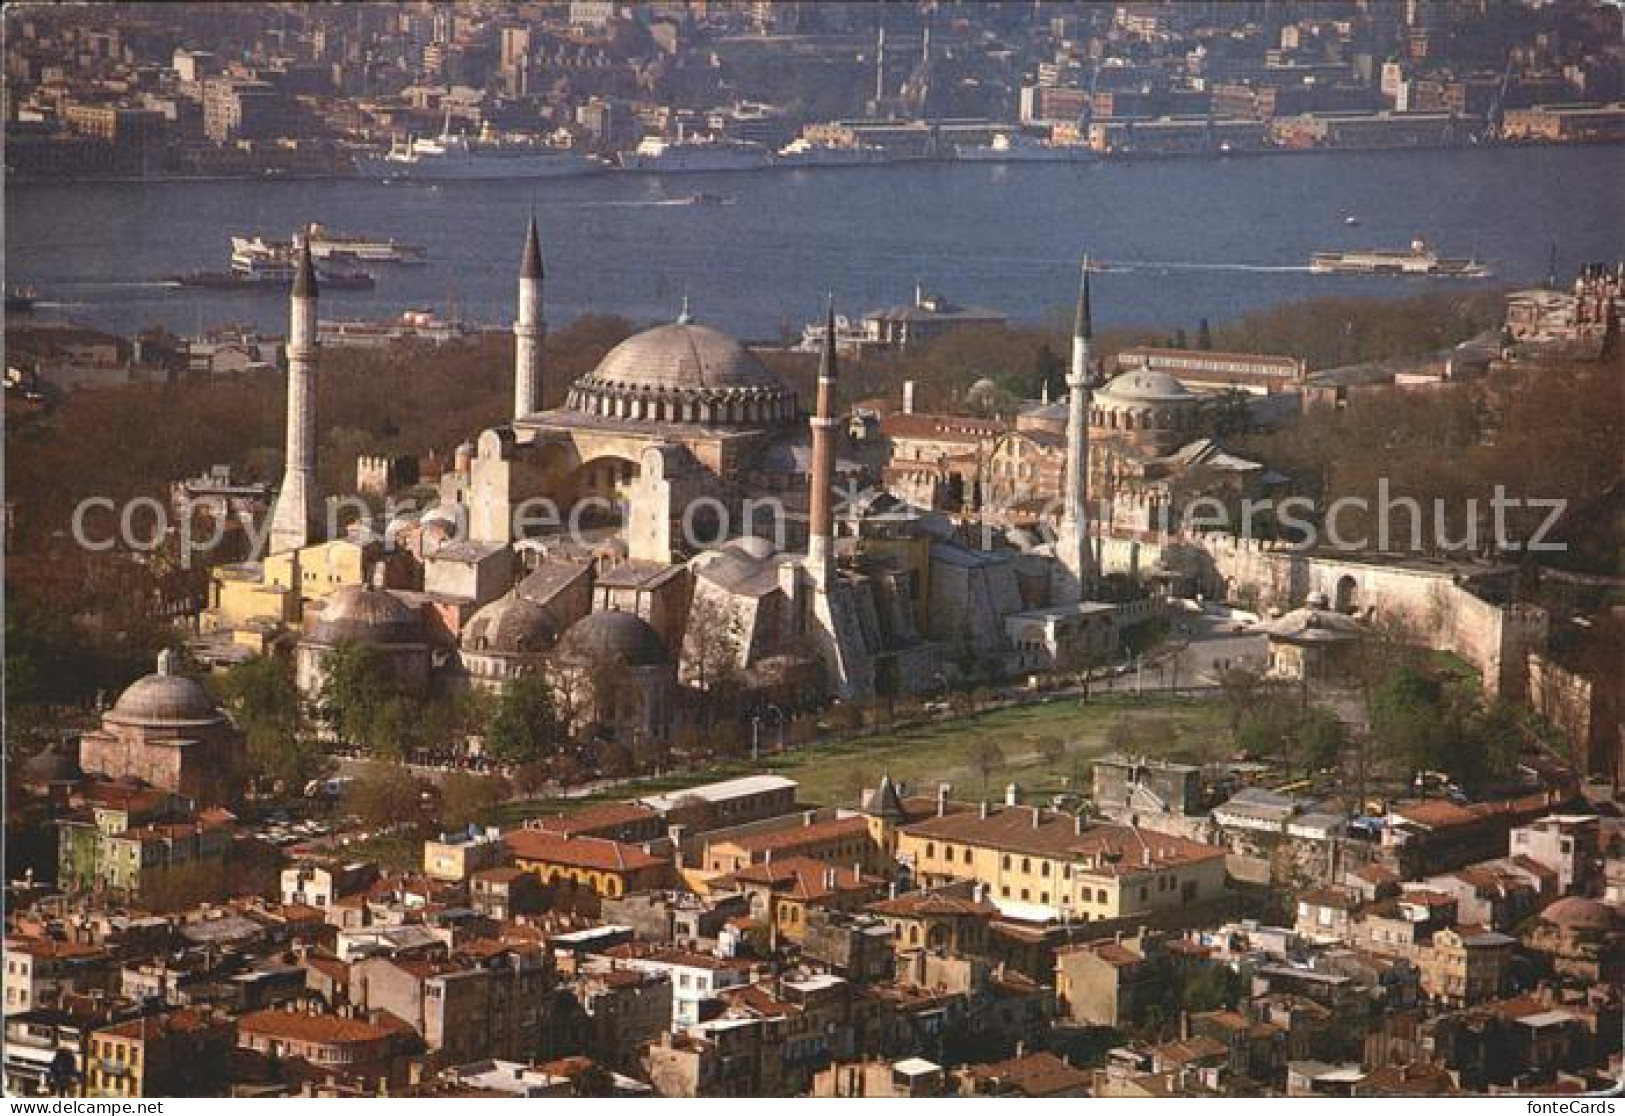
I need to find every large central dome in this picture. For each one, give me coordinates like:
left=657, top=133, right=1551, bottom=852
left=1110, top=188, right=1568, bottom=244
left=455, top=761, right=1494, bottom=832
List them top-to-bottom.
left=565, top=320, right=797, bottom=427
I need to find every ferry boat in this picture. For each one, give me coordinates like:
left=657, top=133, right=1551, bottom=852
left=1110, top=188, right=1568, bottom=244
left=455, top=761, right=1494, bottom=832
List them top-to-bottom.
left=357, top=121, right=604, bottom=181
left=954, top=133, right=1094, bottom=163
left=619, top=135, right=772, bottom=173
left=773, top=137, right=891, bottom=168
left=305, top=224, right=426, bottom=264
left=232, top=230, right=424, bottom=267
left=172, top=237, right=376, bottom=291
left=1310, top=239, right=1491, bottom=278
left=5, top=284, right=37, bottom=313
left=317, top=309, right=488, bottom=348
left=794, top=313, right=874, bottom=354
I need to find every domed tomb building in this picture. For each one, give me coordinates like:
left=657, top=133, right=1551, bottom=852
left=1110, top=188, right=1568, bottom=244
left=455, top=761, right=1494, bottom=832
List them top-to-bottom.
left=457, top=589, right=563, bottom=692
left=552, top=608, right=676, bottom=748
left=78, top=651, right=244, bottom=805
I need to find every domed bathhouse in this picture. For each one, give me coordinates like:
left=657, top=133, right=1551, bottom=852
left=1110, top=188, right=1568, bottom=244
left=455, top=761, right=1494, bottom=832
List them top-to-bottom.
left=294, top=569, right=433, bottom=699
left=78, top=650, right=244, bottom=805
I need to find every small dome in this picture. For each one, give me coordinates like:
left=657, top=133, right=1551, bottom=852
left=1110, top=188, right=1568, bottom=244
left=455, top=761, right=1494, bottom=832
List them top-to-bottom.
left=585, top=322, right=783, bottom=395
left=1097, top=369, right=1192, bottom=404
left=308, top=583, right=425, bottom=646
left=461, top=592, right=559, bottom=655
left=559, top=609, right=669, bottom=668
left=108, top=654, right=223, bottom=727
left=21, top=740, right=81, bottom=783
left=1541, top=897, right=1619, bottom=932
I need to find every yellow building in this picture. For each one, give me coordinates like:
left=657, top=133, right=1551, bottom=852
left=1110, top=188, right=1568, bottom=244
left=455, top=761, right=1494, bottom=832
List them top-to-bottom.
left=204, top=538, right=372, bottom=642
left=897, top=802, right=1227, bottom=924
left=701, top=814, right=879, bottom=878
left=505, top=827, right=672, bottom=898
left=728, top=856, right=886, bottom=944
left=85, top=1010, right=224, bottom=1097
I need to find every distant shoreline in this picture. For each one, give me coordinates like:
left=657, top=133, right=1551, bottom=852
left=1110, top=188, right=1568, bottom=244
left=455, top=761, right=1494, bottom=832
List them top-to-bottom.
left=8, top=135, right=1622, bottom=188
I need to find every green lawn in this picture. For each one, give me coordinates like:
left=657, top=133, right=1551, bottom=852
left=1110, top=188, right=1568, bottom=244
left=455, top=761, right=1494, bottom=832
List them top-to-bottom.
left=491, top=693, right=1228, bottom=825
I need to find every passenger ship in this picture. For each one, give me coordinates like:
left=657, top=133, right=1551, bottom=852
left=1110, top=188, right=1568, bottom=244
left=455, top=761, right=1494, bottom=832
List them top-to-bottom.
left=1310, top=239, right=1491, bottom=278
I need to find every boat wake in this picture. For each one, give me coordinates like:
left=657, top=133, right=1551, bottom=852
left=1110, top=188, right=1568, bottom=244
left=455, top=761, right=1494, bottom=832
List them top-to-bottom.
left=1099, top=259, right=1315, bottom=274
left=51, top=279, right=183, bottom=289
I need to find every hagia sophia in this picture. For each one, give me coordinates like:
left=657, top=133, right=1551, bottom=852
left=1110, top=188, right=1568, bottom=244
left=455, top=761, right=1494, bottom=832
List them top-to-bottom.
left=178, top=218, right=1550, bottom=764
left=197, top=218, right=1122, bottom=751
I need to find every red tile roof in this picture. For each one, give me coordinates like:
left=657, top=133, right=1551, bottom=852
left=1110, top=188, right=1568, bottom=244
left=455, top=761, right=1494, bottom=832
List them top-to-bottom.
left=530, top=801, right=661, bottom=838
left=903, top=805, right=1224, bottom=873
left=725, top=815, right=871, bottom=855
left=505, top=829, right=669, bottom=873
left=728, top=856, right=883, bottom=902
left=237, top=1009, right=395, bottom=1046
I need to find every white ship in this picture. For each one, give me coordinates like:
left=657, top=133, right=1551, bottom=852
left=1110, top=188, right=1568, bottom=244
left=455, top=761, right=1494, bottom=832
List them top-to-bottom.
left=358, top=121, right=604, bottom=181
left=954, top=132, right=1094, bottom=163
left=619, top=135, right=772, bottom=173
left=773, top=137, right=891, bottom=168
left=233, top=226, right=425, bottom=266
left=1311, top=239, right=1491, bottom=278
left=317, top=309, right=488, bottom=348
left=794, top=313, right=876, bottom=355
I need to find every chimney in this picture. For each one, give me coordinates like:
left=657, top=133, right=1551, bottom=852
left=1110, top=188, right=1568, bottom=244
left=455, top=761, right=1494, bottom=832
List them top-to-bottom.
left=902, top=380, right=916, bottom=415
left=1005, top=782, right=1020, bottom=807
left=936, top=784, right=949, bottom=817
left=979, top=800, right=990, bottom=820
left=1032, top=807, right=1042, bottom=829
left=804, top=810, right=816, bottom=827
left=1074, top=815, right=1083, bottom=837
left=1142, top=848, right=1151, bottom=866
left=824, top=867, right=836, bottom=889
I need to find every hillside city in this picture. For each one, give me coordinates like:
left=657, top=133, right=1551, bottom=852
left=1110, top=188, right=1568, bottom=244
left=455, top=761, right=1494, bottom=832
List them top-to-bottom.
left=4, top=0, right=1625, bottom=1105
left=7, top=0, right=1625, bottom=181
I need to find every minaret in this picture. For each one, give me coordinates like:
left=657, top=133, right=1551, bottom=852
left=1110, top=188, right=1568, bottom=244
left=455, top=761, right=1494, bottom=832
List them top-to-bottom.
left=513, top=215, right=544, bottom=420
left=268, top=234, right=319, bottom=555
left=1054, top=257, right=1094, bottom=603
left=806, top=299, right=839, bottom=586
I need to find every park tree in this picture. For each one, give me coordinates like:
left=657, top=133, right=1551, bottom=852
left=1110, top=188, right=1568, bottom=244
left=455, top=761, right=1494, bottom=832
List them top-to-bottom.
left=317, top=642, right=403, bottom=752
left=219, top=654, right=325, bottom=792
left=485, top=677, right=563, bottom=765
left=1295, top=706, right=1347, bottom=773
left=1107, top=713, right=1180, bottom=755
left=1034, top=735, right=1066, bottom=767
left=969, top=739, right=1006, bottom=793
left=344, top=763, right=423, bottom=831
left=439, top=771, right=506, bottom=829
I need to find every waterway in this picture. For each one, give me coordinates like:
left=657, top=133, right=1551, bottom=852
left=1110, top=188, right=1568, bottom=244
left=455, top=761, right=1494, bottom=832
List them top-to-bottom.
left=7, top=144, right=1619, bottom=340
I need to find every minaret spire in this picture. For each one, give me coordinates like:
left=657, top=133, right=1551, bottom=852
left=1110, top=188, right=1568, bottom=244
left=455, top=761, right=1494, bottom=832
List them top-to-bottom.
left=513, top=215, right=544, bottom=419
left=268, top=232, right=320, bottom=555
left=1074, top=255, right=1092, bottom=344
left=1054, top=256, right=1095, bottom=603
left=806, top=296, right=839, bottom=585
